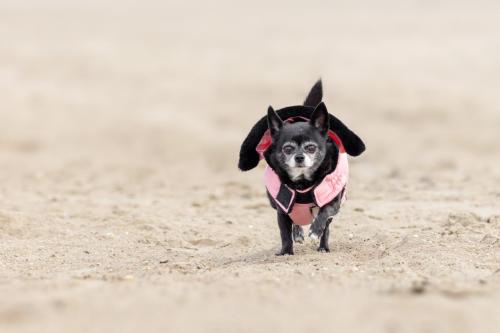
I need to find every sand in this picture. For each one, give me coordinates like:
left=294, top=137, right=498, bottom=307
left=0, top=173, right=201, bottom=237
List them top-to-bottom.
left=1, top=1, right=500, bottom=332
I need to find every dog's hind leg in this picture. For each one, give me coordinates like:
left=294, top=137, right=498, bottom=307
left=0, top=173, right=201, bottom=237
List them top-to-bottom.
left=292, top=225, right=304, bottom=244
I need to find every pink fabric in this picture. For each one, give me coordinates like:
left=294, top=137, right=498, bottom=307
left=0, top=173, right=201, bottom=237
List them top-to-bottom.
left=264, top=152, right=349, bottom=225
left=314, top=153, right=348, bottom=206
left=263, top=166, right=295, bottom=213
left=288, top=203, right=316, bottom=225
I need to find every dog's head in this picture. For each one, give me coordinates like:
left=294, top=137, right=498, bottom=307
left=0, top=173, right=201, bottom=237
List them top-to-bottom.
left=238, top=80, right=365, bottom=179
left=265, top=103, right=331, bottom=182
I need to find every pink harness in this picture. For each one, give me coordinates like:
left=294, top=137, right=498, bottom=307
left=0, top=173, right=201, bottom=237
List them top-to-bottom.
left=256, top=117, right=349, bottom=225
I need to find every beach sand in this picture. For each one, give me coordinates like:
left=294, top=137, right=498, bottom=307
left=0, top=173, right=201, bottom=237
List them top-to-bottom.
left=1, top=1, right=500, bottom=332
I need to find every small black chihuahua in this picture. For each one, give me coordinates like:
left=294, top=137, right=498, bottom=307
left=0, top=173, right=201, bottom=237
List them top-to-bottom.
left=238, top=80, right=365, bottom=255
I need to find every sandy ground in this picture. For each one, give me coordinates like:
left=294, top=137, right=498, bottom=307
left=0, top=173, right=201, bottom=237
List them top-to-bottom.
left=1, top=1, right=500, bottom=332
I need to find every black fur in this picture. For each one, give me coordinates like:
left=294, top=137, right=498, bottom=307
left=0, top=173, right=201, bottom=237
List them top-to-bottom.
left=303, top=79, right=323, bottom=107
left=238, top=81, right=365, bottom=172
left=267, top=106, right=283, bottom=136
left=263, top=119, right=339, bottom=191
left=310, top=188, right=344, bottom=252
left=276, top=210, right=294, bottom=255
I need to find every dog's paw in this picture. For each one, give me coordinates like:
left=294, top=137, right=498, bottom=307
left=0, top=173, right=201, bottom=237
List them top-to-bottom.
left=309, top=223, right=323, bottom=240
left=292, top=225, right=304, bottom=244
left=309, top=231, right=320, bottom=240
left=317, top=246, right=330, bottom=253
left=275, top=247, right=294, bottom=256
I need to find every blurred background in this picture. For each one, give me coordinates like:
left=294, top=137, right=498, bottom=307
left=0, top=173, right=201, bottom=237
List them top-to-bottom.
left=1, top=1, right=499, bottom=332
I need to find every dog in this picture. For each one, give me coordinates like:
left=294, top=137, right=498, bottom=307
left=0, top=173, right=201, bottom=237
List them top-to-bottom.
left=238, top=80, right=365, bottom=255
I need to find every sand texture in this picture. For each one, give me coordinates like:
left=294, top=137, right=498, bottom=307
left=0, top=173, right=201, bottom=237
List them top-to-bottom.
left=1, top=1, right=500, bottom=332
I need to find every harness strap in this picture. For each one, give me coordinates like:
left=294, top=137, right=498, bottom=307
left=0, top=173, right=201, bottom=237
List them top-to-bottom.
left=275, top=184, right=294, bottom=212
left=295, top=190, right=314, bottom=204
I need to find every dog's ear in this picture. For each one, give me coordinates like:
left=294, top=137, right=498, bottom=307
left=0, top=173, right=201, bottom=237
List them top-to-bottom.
left=303, top=79, right=323, bottom=107
left=310, top=102, right=329, bottom=134
left=267, top=106, right=283, bottom=135
left=328, top=114, right=366, bottom=156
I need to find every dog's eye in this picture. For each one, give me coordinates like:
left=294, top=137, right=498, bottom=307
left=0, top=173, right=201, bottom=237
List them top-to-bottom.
left=282, top=145, right=295, bottom=155
left=305, top=145, right=317, bottom=154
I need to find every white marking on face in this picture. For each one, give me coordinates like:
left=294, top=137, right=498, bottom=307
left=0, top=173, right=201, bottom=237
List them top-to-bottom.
left=282, top=141, right=318, bottom=181
left=285, top=153, right=297, bottom=168
left=303, top=154, right=313, bottom=167
left=287, top=166, right=306, bottom=181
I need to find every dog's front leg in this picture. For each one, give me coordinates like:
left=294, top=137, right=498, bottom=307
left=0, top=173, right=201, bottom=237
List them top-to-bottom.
left=309, top=194, right=342, bottom=241
left=276, top=210, right=294, bottom=256
left=318, top=220, right=332, bottom=252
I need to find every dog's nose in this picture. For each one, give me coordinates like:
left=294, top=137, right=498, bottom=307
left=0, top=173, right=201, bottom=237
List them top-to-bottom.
left=295, top=155, right=305, bottom=163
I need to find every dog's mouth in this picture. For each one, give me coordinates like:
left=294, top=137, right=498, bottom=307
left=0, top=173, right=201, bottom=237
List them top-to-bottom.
left=286, top=165, right=312, bottom=181
left=291, top=165, right=308, bottom=171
